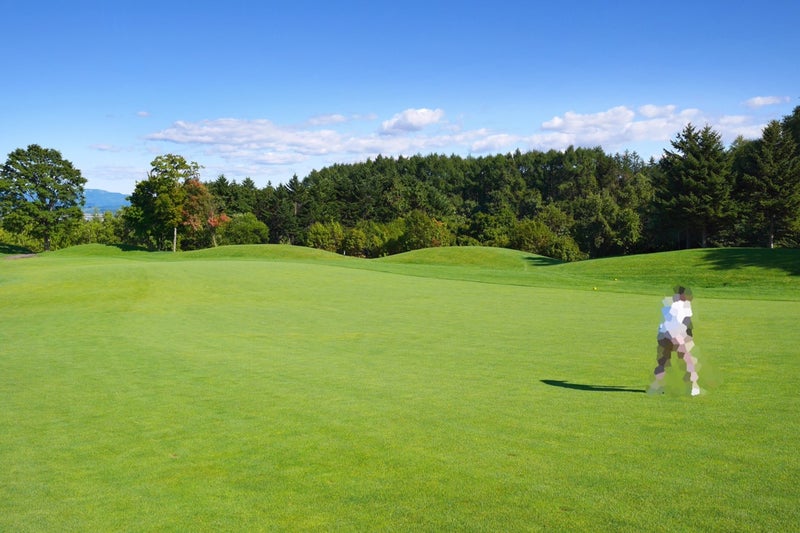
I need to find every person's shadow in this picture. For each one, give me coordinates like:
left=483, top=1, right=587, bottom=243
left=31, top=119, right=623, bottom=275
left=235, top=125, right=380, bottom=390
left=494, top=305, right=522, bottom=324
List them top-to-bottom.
left=541, top=379, right=645, bottom=393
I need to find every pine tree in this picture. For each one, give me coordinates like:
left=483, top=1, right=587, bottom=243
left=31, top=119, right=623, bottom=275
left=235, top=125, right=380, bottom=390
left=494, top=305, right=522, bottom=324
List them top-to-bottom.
left=742, top=120, right=800, bottom=248
left=657, top=124, right=733, bottom=247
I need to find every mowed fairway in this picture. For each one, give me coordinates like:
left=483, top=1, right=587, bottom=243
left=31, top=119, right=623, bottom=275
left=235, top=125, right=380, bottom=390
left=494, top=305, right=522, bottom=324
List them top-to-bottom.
left=1, top=245, right=799, bottom=531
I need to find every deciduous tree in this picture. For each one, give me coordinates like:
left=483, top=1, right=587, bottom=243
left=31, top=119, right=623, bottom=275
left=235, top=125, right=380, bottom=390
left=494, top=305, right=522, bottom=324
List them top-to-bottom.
left=0, top=144, right=86, bottom=251
left=125, top=154, right=198, bottom=251
left=182, top=178, right=222, bottom=249
left=398, top=210, right=453, bottom=252
left=217, top=213, right=268, bottom=245
left=307, top=220, right=344, bottom=252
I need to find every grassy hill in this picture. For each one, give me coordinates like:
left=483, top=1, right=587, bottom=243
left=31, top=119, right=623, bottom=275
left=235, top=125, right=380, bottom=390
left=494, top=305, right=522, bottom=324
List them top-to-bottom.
left=38, top=243, right=796, bottom=299
left=2, top=244, right=798, bottom=530
left=369, top=245, right=800, bottom=300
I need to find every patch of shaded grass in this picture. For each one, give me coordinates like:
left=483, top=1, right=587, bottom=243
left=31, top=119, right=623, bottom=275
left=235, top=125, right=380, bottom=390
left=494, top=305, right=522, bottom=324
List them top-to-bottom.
left=0, top=242, right=35, bottom=255
left=700, top=246, right=800, bottom=275
left=553, top=248, right=800, bottom=300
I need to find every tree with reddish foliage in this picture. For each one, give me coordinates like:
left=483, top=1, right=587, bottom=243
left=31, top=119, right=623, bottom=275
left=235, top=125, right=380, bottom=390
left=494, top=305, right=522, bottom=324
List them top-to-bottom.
left=126, top=154, right=196, bottom=251
left=182, top=178, right=228, bottom=249
left=208, top=212, right=231, bottom=247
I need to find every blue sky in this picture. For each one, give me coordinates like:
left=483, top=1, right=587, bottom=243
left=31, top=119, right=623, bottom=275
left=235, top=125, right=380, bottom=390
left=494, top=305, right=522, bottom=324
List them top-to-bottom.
left=3, top=0, right=798, bottom=194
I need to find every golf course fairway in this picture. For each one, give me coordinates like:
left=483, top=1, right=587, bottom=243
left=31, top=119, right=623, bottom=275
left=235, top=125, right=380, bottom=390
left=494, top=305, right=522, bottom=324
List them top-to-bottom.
left=2, top=244, right=798, bottom=531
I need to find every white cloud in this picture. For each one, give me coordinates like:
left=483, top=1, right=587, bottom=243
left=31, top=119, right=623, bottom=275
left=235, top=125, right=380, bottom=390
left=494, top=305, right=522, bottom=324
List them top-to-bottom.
left=744, top=95, right=791, bottom=109
left=137, top=103, right=776, bottom=188
left=532, top=104, right=764, bottom=154
left=638, top=104, right=676, bottom=118
left=539, top=106, right=640, bottom=150
left=542, top=106, right=636, bottom=132
left=380, top=108, right=445, bottom=134
left=142, top=109, right=515, bottom=184
left=136, top=111, right=151, bottom=117
left=147, top=111, right=455, bottom=162
left=716, top=116, right=766, bottom=140
left=148, top=118, right=290, bottom=149
left=470, top=133, right=521, bottom=153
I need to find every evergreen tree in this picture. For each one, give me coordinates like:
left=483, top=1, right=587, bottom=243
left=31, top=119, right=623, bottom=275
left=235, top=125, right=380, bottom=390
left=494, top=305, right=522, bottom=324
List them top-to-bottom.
left=782, top=105, right=800, bottom=149
left=742, top=120, right=800, bottom=248
left=657, top=124, right=733, bottom=247
left=207, top=174, right=233, bottom=213
left=269, top=179, right=308, bottom=244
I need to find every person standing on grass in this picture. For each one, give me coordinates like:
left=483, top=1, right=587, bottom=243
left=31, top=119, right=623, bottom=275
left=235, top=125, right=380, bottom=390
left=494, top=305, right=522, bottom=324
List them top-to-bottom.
left=650, top=286, right=700, bottom=396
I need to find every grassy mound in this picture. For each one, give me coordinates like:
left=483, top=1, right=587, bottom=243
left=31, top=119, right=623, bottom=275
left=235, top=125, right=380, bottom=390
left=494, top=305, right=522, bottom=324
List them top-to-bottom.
left=30, top=243, right=800, bottom=300
left=43, top=243, right=355, bottom=263
left=183, top=243, right=352, bottom=262
left=377, top=245, right=559, bottom=268
left=372, top=246, right=800, bottom=300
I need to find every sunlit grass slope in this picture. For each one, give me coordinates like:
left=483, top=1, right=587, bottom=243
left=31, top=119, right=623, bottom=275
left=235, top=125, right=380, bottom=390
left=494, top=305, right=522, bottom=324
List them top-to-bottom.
left=1, top=244, right=798, bottom=531
left=372, top=245, right=800, bottom=300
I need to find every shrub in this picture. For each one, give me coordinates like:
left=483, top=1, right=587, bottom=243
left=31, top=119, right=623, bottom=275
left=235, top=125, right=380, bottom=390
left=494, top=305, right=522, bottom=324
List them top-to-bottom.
left=217, top=213, right=269, bottom=245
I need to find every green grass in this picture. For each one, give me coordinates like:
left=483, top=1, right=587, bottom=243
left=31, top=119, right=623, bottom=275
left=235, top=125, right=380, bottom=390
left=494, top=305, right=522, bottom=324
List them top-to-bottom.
left=2, top=244, right=799, bottom=531
left=369, top=246, right=800, bottom=300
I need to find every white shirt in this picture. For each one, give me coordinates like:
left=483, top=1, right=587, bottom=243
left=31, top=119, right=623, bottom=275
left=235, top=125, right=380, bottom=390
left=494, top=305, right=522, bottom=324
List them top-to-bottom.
left=658, top=297, right=692, bottom=342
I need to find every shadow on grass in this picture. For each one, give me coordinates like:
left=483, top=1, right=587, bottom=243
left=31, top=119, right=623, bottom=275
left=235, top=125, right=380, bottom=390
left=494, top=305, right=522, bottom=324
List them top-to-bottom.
left=0, top=243, right=35, bottom=255
left=109, top=244, right=151, bottom=252
left=700, top=248, right=800, bottom=276
left=524, top=256, right=562, bottom=267
left=541, top=379, right=645, bottom=393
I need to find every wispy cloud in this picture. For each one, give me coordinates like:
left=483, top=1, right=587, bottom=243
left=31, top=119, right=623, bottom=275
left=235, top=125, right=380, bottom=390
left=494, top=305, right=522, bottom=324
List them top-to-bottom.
left=743, top=95, right=791, bottom=109
left=136, top=111, right=151, bottom=117
left=304, top=113, right=379, bottom=127
left=305, top=113, right=348, bottom=126
left=90, top=143, right=123, bottom=152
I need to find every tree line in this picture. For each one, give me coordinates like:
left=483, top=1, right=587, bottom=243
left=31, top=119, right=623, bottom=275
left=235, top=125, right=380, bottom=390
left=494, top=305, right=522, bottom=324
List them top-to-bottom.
left=2, top=107, right=799, bottom=259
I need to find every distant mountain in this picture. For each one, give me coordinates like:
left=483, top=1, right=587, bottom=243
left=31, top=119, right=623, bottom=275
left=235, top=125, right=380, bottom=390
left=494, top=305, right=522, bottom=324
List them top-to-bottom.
left=83, top=189, right=129, bottom=214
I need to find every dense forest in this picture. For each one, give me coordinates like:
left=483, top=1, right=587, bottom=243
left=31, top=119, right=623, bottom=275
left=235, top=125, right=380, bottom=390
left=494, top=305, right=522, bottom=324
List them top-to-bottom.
left=3, top=107, right=799, bottom=260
